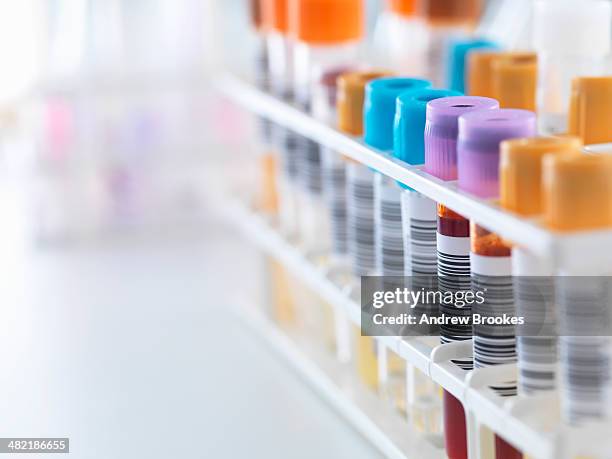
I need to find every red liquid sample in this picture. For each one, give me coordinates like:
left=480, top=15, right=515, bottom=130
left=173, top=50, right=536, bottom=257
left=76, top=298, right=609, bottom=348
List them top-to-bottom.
left=438, top=204, right=469, bottom=459
left=495, top=435, right=522, bottom=459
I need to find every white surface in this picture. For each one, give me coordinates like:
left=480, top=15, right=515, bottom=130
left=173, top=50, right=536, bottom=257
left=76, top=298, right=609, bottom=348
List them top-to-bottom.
left=0, top=183, right=383, bottom=459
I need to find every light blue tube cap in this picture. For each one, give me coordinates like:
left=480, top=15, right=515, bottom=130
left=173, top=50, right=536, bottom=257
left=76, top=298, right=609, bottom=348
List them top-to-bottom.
left=447, top=38, right=499, bottom=93
left=364, top=77, right=431, bottom=151
left=394, top=88, right=463, bottom=189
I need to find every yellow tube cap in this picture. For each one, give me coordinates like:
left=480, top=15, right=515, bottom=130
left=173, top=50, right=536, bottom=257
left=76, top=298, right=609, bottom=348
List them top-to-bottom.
left=492, top=52, right=537, bottom=110
left=337, top=70, right=393, bottom=135
left=568, top=77, right=612, bottom=145
left=500, top=136, right=583, bottom=216
left=544, top=153, right=612, bottom=231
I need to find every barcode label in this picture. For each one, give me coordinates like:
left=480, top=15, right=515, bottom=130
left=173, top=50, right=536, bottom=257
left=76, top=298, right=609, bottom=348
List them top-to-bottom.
left=274, top=126, right=300, bottom=179
left=296, top=136, right=322, bottom=195
left=322, top=149, right=348, bottom=255
left=347, top=163, right=376, bottom=277
left=375, top=175, right=404, bottom=277
left=401, top=191, right=437, bottom=276
left=437, top=233, right=473, bottom=369
left=513, top=249, right=557, bottom=395
left=472, top=253, right=517, bottom=396
left=556, top=277, right=612, bottom=423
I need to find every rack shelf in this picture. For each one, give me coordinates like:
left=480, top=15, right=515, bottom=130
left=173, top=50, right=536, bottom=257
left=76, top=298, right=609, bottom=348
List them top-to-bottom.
left=214, top=74, right=612, bottom=272
left=216, top=198, right=612, bottom=459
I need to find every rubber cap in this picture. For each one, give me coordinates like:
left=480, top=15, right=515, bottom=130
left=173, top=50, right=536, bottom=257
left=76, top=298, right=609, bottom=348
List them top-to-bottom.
left=250, top=0, right=264, bottom=30
left=261, top=0, right=288, bottom=32
left=289, top=0, right=365, bottom=44
left=389, top=0, right=416, bottom=17
left=417, top=0, right=483, bottom=27
left=533, top=0, right=611, bottom=56
left=447, top=38, right=499, bottom=93
left=492, top=52, right=537, bottom=110
left=312, top=65, right=356, bottom=123
left=337, top=70, right=393, bottom=135
left=364, top=77, right=431, bottom=151
left=568, top=77, right=612, bottom=145
left=394, top=89, right=462, bottom=166
left=425, top=96, right=499, bottom=181
left=457, top=109, right=537, bottom=198
left=500, top=136, right=583, bottom=216
left=544, top=153, right=612, bottom=230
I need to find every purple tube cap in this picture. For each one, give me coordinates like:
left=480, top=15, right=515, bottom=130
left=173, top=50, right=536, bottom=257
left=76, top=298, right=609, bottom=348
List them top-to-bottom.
left=424, top=96, right=499, bottom=181
left=457, top=109, right=537, bottom=199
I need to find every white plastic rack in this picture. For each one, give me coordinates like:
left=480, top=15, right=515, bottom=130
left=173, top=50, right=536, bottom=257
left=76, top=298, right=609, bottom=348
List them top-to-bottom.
left=214, top=74, right=612, bottom=459
left=215, top=74, right=612, bottom=272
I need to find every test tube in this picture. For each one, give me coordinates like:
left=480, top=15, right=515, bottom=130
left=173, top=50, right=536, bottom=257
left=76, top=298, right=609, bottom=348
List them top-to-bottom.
left=262, top=0, right=300, bottom=236
left=289, top=0, right=364, bottom=254
left=372, top=0, right=427, bottom=74
left=417, top=0, right=483, bottom=87
left=533, top=0, right=611, bottom=135
left=447, top=38, right=498, bottom=93
left=337, top=70, right=392, bottom=389
left=364, top=77, right=431, bottom=279
left=568, top=77, right=612, bottom=146
left=394, top=88, right=462, bottom=430
left=424, top=95, right=499, bottom=459
left=458, top=108, right=537, bottom=459
left=499, top=136, right=583, bottom=395
left=543, top=154, right=612, bottom=426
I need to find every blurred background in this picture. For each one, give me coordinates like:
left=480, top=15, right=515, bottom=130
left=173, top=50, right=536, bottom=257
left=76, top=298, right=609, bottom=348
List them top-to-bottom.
left=0, top=1, right=393, bottom=458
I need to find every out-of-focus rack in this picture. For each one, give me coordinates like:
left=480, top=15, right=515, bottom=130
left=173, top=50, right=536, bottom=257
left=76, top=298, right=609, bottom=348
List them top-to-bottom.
left=214, top=74, right=612, bottom=272
left=218, top=198, right=612, bottom=459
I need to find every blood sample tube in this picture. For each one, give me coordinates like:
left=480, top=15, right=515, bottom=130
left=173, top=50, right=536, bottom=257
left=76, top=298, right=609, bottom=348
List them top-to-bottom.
left=289, top=0, right=364, bottom=253
left=373, top=0, right=427, bottom=74
left=417, top=0, right=484, bottom=87
left=533, top=0, right=611, bottom=135
left=447, top=38, right=498, bottom=93
left=337, top=70, right=393, bottom=390
left=364, top=77, right=431, bottom=280
left=568, top=77, right=612, bottom=146
left=394, top=88, right=462, bottom=429
left=424, top=96, right=499, bottom=459
left=458, top=108, right=537, bottom=459
left=499, top=136, right=583, bottom=395
left=544, top=154, right=612, bottom=427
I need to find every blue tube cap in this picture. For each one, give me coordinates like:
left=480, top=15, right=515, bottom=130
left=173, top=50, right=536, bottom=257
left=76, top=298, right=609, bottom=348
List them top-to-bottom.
left=447, top=38, right=499, bottom=93
left=364, top=77, right=431, bottom=151
left=394, top=88, right=463, bottom=189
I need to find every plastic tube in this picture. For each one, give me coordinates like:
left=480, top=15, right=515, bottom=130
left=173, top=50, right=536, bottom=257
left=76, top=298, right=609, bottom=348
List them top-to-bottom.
left=288, top=0, right=364, bottom=254
left=372, top=0, right=427, bottom=74
left=417, top=0, right=483, bottom=87
left=533, top=0, right=611, bottom=135
left=363, top=77, right=431, bottom=279
left=394, top=88, right=462, bottom=431
left=424, top=95, right=499, bottom=459
left=458, top=108, right=536, bottom=459
left=499, top=136, right=583, bottom=395
left=544, top=154, right=612, bottom=425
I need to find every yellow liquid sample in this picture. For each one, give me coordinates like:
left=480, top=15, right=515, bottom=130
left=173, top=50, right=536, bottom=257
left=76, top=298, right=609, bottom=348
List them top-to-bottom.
left=356, top=328, right=379, bottom=390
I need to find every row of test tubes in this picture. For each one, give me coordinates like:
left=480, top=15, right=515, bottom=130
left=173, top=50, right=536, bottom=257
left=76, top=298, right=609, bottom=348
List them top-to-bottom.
left=244, top=1, right=612, bottom=458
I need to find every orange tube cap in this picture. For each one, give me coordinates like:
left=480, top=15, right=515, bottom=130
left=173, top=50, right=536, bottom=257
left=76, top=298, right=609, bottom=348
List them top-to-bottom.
left=289, top=0, right=365, bottom=44
left=337, top=70, right=393, bottom=135
left=568, top=77, right=612, bottom=145
left=500, top=136, right=582, bottom=216
left=544, top=153, right=612, bottom=231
